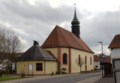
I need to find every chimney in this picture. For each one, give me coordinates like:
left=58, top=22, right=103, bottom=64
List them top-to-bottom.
left=33, top=40, right=39, bottom=45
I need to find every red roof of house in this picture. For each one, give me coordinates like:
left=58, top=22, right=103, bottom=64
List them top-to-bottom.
left=41, top=25, right=94, bottom=53
left=108, top=34, right=120, bottom=48
left=94, top=55, right=100, bottom=61
left=99, top=56, right=111, bottom=63
left=103, top=56, right=110, bottom=63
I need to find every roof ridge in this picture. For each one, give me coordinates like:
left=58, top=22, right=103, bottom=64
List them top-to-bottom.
left=41, top=25, right=94, bottom=53
left=56, top=26, right=60, bottom=46
left=57, top=26, right=70, bottom=47
left=80, top=39, right=93, bottom=52
left=34, top=46, right=37, bottom=58
left=37, top=46, right=45, bottom=60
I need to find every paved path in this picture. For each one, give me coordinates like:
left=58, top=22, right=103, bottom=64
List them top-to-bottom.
left=0, top=72, right=107, bottom=83
left=24, top=73, right=101, bottom=83
left=77, top=76, right=101, bottom=83
left=94, top=77, right=114, bottom=83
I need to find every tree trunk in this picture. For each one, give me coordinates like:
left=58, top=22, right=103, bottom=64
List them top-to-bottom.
left=80, top=67, right=81, bottom=73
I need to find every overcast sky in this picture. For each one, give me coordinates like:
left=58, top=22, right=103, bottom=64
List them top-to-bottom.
left=0, top=0, right=120, bottom=55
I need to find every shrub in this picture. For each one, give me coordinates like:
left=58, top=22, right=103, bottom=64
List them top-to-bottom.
left=5, top=68, right=9, bottom=74
left=61, top=68, right=66, bottom=72
left=61, top=68, right=67, bottom=74
left=12, top=70, right=16, bottom=74
left=21, top=70, right=25, bottom=77
left=0, top=71, right=2, bottom=77
left=56, top=71, right=60, bottom=74
left=51, top=72, right=54, bottom=75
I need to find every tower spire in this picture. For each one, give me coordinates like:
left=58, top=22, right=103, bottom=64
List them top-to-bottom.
left=73, top=3, right=78, bottom=20
left=71, top=4, right=80, bottom=39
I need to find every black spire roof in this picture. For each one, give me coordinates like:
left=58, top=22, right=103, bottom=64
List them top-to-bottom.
left=71, top=5, right=80, bottom=39
left=71, top=6, right=80, bottom=25
left=16, top=41, right=57, bottom=61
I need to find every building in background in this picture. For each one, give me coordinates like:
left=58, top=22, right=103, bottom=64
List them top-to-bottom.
left=108, top=34, right=120, bottom=61
left=94, top=55, right=100, bottom=69
left=1, top=59, right=15, bottom=70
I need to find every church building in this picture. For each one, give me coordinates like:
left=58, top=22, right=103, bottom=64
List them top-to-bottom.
left=16, top=8, right=94, bottom=75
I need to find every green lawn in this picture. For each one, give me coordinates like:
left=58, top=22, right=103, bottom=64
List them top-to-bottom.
left=0, top=76, right=29, bottom=82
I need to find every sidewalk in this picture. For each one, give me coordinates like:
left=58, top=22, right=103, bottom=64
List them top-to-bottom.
left=77, top=76, right=101, bottom=83
left=78, top=76, right=114, bottom=83
left=94, top=77, right=114, bottom=83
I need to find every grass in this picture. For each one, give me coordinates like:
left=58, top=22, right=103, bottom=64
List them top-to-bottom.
left=0, top=76, right=29, bottom=82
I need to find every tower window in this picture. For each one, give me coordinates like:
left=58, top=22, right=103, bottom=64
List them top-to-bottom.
left=63, top=54, right=67, bottom=64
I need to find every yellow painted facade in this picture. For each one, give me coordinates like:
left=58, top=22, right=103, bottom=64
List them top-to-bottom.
left=17, top=47, right=93, bottom=75
left=44, top=47, right=94, bottom=74
left=44, top=48, right=58, bottom=58
left=44, top=48, right=69, bottom=73
left=61, top=48, right=69, bottom=73
left=71, top=48, right=94, bottom=73
left=17, top=61, right=57, bottom=75
left=45, top=61, right=58, bottom=74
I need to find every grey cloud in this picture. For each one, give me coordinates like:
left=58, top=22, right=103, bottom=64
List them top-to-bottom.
left=0, top=0, right=119, bottom=55
left=0, top=0, right=85, bottom=51
left=1, top=0, right=84, bottom=24
left=81, top=10, right=120, bottom=53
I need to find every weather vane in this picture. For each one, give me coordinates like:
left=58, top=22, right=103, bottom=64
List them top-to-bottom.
left=74, top=3, right=76, bottom=10
left=74, top=3, right=76, bottom=8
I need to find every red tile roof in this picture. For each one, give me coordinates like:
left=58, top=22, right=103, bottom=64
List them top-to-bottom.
left=41, top=25, right=94, bottom=53
left=108, top=34, right=120, bottom=48
left=45, top=50, right=58, bottom=61
left=94, top=55, right=100, bottom=61
left=99, top=56, right=111, bottom=63
left=103, top=56, right=110, bottom=63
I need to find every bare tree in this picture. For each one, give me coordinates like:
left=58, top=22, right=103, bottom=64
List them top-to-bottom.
left=0, top=28, right=23, bottom=73
left=98, top=53, right=106, bottom=58
left=76, top=56, right=85, bottom=73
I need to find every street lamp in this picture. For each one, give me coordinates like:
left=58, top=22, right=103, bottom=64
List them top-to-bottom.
left=99, top=41, right=103, bottom=77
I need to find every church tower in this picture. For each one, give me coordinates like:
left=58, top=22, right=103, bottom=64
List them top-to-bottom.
left=71, top=5, right=80, bottom=39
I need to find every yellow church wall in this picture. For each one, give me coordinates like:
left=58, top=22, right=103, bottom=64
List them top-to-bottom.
left=42, top=47, right=94, bottom=74
left=44, top=48, right=58, bottom=58
left=61, top=48, right=69, bottom=73
left=71, top=48, right=94, bottom=73
left=17, top=60, right=57, bottom=75
left=45, top=61, right=58, bottom=74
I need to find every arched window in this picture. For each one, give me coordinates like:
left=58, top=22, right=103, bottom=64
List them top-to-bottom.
left=63, top=54, right=67, bottom=64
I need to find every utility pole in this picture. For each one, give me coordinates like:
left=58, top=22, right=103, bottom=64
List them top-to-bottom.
left=99, top=41, right=103, bottom=77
